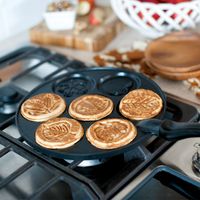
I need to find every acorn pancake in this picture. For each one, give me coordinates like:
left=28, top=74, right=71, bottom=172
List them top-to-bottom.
left=119, top=89, right=163, bottom=120
left=21, top=93, right=66, bottom=122
left=69, top=94, right=114, bottom=121
left=35, top=118, right=84, bottom=149
left=86, top=118, right=137, bottom=149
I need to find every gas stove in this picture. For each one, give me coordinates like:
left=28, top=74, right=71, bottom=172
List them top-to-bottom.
left=0, top=46, right=199, bottom=200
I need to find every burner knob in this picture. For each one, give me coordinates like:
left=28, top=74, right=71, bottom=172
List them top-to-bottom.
left=0, top=86, right=19, bottom=103
left=0, top=86, right=21, bottom=114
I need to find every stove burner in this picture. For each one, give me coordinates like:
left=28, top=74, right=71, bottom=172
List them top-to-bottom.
left=0, top=86, right=22, bottom=114
left=192, top=143, right=200, bottom=176
left=65, top=159, right=106, bottom=167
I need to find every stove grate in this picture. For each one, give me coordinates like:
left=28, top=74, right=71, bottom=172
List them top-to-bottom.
left=0, top=46, right=199, bottom=199
left=0, top=135, right=97, bottom=200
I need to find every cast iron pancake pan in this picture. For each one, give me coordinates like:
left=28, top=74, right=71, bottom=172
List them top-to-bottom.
left=16, top=68, right=166, bottom=160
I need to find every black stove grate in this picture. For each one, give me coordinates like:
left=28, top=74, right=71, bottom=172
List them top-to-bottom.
left=0, top=46, right=199, bottom=200
left=0, top=134, right=96, bottom=200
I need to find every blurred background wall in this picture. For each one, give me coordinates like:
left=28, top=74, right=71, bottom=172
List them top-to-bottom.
left=0, top=0, right=50, bottom=41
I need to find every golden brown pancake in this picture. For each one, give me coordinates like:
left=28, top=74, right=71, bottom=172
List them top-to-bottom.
left=119, top=89, right=163, bottom=120
left=21, top=93, right=66, bottom=122
left=69, top=94, right=113, bottom=121
left=35, top=118, right=84, bottom=149
left=86, top=118, right=137, bottom=149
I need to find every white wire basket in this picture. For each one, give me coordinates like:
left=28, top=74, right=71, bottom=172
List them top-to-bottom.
left=111, top=0, right=200, bottom=38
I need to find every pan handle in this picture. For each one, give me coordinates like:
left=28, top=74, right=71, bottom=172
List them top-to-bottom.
left=159, top=120, right=200, bottom=140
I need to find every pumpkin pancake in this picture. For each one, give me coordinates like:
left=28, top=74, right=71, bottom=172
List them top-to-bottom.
left=119, top=89, right=163, bottom=120
left=21, top=93, right=66, bottom=122
left=69, top=94, right=113, bottom=121
left=35, top=118, right=84, bottom=149
left=86, top=118, right=137, bottom=149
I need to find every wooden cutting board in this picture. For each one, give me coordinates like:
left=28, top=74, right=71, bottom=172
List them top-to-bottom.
left=29, top=7, right=124, bottom=52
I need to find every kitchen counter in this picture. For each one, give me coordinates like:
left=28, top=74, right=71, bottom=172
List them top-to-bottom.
left=0, top=26, right=145, bottom=63
left=0, top=27, right=200, bottom=109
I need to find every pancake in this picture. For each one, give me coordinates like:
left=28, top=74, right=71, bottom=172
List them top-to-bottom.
left=119, top=89, right=163, bottom=120
left=21, top=93, right=66, bottom=122
left=69, top=94, right=113, bottom=121
left=35, top=118, right=84, bottom=149
left=86, top=118, right=137, bottom=149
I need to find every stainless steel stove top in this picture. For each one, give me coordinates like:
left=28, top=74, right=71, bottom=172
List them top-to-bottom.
left=0, top=46, right=200, bottom=200
left=114, top=138, right=200, bottom=200
left=161, top=138, right=200, bottom=183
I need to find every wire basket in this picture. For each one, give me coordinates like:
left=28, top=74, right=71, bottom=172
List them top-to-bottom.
left=111, top=0, right=200, bottom=38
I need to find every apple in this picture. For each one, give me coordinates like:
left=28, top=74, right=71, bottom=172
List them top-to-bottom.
left=139, top=0, right=191, bottom=3
left=139, top=0, right=159, bottom=3
left=89, top=8, right=105, bottom=25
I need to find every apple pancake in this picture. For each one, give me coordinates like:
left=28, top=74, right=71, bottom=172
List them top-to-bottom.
left=119, top=89, right=163, bottom=120
left=21, top=93, right=66, bottom=122
left=69, top=94, right=113, bottom=121
left=35, top=118, right=84, bottom=149
left=86, top=118, right=137, bottom=149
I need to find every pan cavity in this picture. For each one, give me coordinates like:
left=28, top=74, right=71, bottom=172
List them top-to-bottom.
left=98, top=72, right=141, bottom=96
left=53, top=75, right=94, bottom=97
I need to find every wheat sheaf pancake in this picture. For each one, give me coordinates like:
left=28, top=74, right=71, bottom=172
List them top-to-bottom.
left=119, top=89, right=163, bottom=120
left=21, top=93, right=66, bottom=122
left=69, top=94, right=114, bottom=121
left=35, top=118, right=84, bottom=149
left=86, top=118, right=137, bottom=149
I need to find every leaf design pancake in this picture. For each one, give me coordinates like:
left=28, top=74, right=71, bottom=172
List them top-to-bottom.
left=119, top=89, right=163, bottom=120
left=21, top=93, right=66, bottom=122
left=69, top=94, right=113, bottom=121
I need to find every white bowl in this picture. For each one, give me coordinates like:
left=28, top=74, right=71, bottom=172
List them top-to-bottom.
left=111, top=0, right=200, bottom=38
left=44, top=10, right=76, bottom=31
